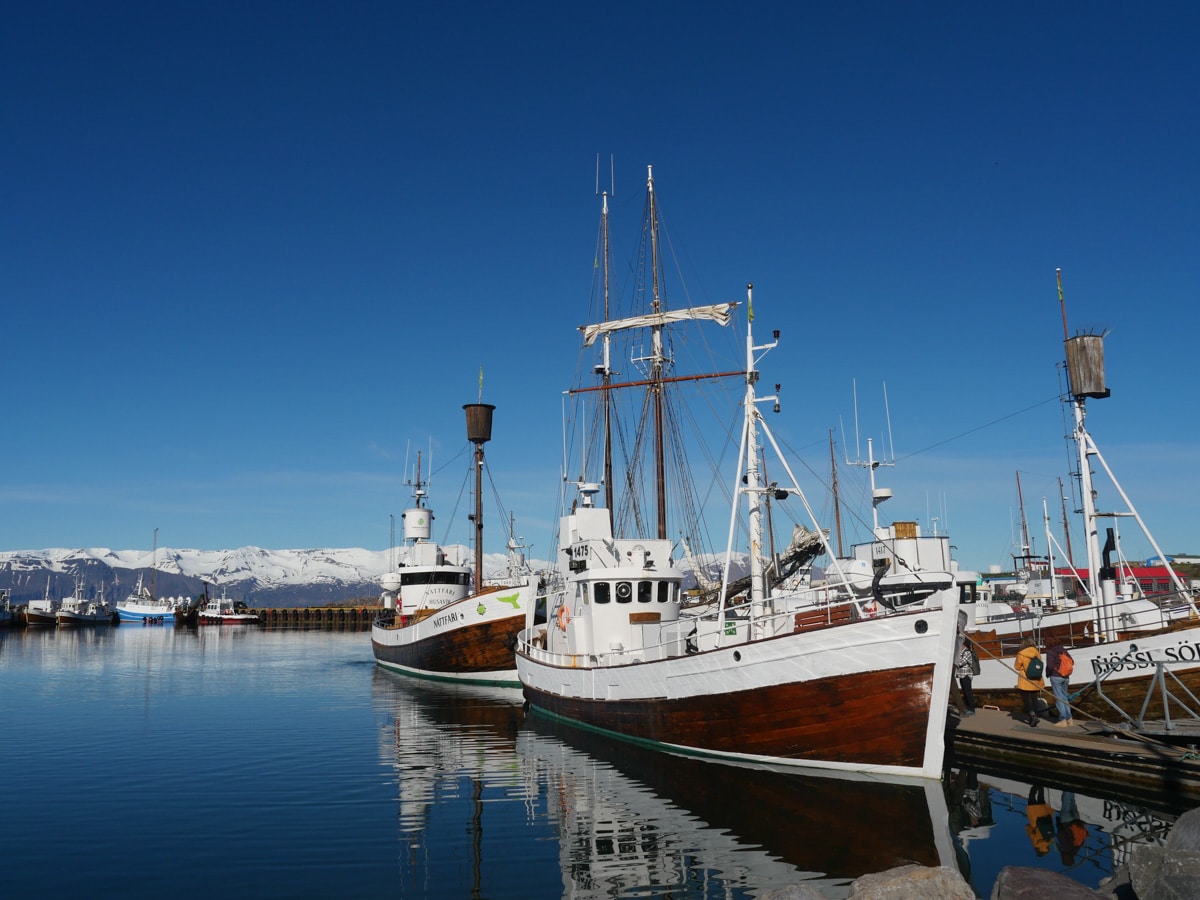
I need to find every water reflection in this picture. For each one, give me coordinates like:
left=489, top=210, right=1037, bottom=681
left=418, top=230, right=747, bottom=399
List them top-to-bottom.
left=372, top=673, right=956, bottom=898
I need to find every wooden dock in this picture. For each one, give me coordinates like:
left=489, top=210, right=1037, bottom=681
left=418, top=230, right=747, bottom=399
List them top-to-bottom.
left=251, top=606, right=378, bottom=629
left=949, top=706, right=1200, bottom=812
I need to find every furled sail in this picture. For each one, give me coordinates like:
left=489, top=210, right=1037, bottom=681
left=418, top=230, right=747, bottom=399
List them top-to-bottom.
left=579, top=302, right=737, bottom=347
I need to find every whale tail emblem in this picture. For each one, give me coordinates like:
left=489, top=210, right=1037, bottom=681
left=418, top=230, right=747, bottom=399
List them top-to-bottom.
left=498, top=592, right=521, bottom=609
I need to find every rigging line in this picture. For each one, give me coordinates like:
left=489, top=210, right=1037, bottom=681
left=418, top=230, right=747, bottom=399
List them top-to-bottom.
left=894, top=394, right=1061, bottom=462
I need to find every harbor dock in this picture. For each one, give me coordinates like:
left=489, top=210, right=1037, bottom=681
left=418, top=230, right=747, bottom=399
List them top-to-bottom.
left=949, top=706, right=1200, bottom=812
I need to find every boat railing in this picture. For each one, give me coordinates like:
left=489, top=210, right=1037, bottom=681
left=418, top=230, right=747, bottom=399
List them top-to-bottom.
left=1075, top=652, right=1200, bottom=733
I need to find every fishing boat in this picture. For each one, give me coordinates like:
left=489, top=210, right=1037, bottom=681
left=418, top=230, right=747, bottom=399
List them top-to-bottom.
left=515, top=170, right=960, bottom=780
left=963, top=274, right=1200, bottom=722
left=371, top=400, right=539, bottom=686
left=115, top=532, right=176, bottom=624
left=115, top=571, right=176, bottom=624
left=25, top=580, right=61, bottom=626
left=57, top=581, right=116, bottom=626
left=198, top=586, right=260, bottom=624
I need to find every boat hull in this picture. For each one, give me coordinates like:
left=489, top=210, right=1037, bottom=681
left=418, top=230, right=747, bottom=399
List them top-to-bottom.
left=372, top=582, right=536, bottom=686
left=116, top=603, right=176, bottom=624
left=518, top=604, right=958, bottom=779
left=25, top=610, right=59, bottom=626
left=971, top=623, right=1200, bottom=722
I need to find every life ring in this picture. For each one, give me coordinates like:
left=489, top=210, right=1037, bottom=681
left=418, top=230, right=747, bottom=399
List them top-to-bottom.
left=556, top=603, right=571, bottom=631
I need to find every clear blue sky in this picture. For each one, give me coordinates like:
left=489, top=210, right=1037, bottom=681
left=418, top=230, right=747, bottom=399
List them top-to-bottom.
left=5, top=2, right=1198, bottom=572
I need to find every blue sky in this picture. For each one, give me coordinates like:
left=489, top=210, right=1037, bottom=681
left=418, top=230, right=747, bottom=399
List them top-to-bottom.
left=4, top=2, right=1198, bottom=572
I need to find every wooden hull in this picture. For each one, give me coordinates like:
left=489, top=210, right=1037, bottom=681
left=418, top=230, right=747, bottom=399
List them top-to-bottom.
left=372, top=581, right=536, bottom=686
left=518, top=603, right=960, bottom=779
left=373, top=614, right=523, bottom=683
left=524, top=663, right=937, bottom=769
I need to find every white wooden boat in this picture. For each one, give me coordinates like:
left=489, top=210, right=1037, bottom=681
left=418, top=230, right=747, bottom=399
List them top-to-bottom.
left=516, top=171, right=959, bottom=779
left=198, top=587, right=260, bottom=624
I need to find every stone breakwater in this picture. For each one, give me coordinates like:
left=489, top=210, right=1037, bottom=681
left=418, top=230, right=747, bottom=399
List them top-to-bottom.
left=759, top=805, right=1200, bottom=898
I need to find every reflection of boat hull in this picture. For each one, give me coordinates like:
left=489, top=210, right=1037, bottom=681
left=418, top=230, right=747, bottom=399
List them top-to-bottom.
left=372, top=583, right=535, bottom=686
left=198, top=613, right=260, bottom=624
left=374, top=674, right=955, bottom=897
left=531, top=714, right=952, bottom=879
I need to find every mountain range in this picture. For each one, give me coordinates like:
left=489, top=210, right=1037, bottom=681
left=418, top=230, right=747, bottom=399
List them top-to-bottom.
left=0, top=545, right=540, bottom=608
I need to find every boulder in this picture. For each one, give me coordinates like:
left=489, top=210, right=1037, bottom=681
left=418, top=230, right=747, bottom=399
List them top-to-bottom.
left=1128, top=806, right=1200, bottom=899
left=847, top=864, right=975, bottom=898
left=990, top=866, right=1102, bottom=899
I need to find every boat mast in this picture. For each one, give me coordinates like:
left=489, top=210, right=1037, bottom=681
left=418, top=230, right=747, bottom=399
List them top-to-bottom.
left=646, top=166, right=668, bottom=540
left=600, top=189, right=615, bottom=531
left=744, top=285, right=765, bottom=603
left=464, top=393, right=496, bottom=591
left=829, top=429, right=844, bottom=557
left=1058, top=475, right=1075, bottom=567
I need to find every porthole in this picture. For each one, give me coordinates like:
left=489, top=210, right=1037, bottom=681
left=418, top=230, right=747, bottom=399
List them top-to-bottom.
left=615, top=582, right=633, bottom=602
left=914, top=619, right=928, bottom=634
left=733, top=650, right=742, bottom=662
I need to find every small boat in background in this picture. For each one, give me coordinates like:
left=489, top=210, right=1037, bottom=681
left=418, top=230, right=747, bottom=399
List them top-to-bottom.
left=26, top=580, right=60, bottom=626
left=57, top=581, right=116, bottom=626
left=198, top=587, right=260, bottom=624
left=0, top=589, right=13, bottom=627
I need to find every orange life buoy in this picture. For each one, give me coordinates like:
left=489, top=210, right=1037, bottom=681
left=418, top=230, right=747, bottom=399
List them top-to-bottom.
left=556, top=603, right=571, bottom=631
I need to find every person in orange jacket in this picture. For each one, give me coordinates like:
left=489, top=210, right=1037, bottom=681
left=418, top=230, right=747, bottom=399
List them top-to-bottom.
left=1015, top=635, right=1045, bottom=727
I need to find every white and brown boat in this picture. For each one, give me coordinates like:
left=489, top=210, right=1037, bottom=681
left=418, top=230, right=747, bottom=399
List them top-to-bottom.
left=516, top=171, right=960, bottom=780
left=371, top=403, right=539, bottom=686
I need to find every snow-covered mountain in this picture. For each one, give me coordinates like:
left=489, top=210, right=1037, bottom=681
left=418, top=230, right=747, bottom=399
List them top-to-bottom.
left=0, top=545, right=547, bottom=607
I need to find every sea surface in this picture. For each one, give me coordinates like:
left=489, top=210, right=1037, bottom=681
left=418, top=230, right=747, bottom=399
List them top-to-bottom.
left=0, top=625, right=1182, bottom=898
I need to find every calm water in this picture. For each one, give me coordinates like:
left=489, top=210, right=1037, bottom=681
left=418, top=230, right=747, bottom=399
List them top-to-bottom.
left=0, top=625, right=1180, bottom=898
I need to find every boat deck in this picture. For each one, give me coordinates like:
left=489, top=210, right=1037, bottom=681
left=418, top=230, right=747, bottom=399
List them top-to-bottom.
left=949, top=706, right=1200, bottom=812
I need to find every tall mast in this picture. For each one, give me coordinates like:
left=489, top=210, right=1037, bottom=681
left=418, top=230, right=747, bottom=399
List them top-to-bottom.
left=647, top=166, right=668, bottom=540
left=600, top=190, right=615, bottom=530
left=744, top=285, right=765, bottom=602
left=464, top=400, right=496, bottom=590
left=829, top=429, right=844, bottom=557
left=1016, top=470, right=1032, bottom=560
left=1058, top=475, right=1075, bottom=567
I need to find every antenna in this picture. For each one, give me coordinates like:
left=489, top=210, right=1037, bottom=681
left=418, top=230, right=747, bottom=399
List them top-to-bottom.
left=594, top=153, right=615, bottom=196
left=852, top=379, right=861, bottom=462
left=883, top=381, right=896, bottom=462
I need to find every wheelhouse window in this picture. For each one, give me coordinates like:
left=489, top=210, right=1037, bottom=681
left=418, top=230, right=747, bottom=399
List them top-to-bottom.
left=401, top=572, right=469, bottom=586
left=615, top=581, right=633, bottom=603
left=637, top=581, right=653, bottom=603
left=658, top=581, right=672, bottom=603
left=593, top=582, right=611, bottom=604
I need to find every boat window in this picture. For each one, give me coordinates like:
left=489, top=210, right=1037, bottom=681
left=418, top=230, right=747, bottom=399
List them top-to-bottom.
left=401, top=572, right=468, bottom=586
left=615, top=581, right=633, bottom=603
left=637, top=581, right=653, bottom=603
left=658, top=581, right=671, bottom=603
left=593, top=582, right=611, bottom=604
left=959, top=584, right=978, bottom=604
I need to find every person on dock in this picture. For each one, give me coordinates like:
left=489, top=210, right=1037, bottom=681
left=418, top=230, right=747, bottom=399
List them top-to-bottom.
left=954, top=629, right=978, bottom=717
left=1044, top=634, right=1075, bottom=727
left=1015, top=636, right=1045, bottom=727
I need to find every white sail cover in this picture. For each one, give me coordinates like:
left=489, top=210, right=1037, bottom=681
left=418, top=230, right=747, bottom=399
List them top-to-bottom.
left=580, top=302, right=736, bottom=347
